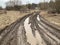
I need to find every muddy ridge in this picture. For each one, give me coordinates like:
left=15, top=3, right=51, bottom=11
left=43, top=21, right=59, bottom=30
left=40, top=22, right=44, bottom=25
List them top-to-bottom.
left=0, top=12, right=60, bottom=45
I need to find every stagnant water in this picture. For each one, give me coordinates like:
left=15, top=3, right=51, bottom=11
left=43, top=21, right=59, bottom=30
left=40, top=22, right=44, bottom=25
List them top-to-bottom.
left=24, top=16, right=46, bottom=45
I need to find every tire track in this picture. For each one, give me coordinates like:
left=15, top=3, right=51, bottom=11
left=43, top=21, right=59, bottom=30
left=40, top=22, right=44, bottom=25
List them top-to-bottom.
left=0, top=12, right=60, bottom=45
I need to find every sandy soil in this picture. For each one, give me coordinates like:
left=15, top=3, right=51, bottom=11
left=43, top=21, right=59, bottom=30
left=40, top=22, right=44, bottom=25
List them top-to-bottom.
left=40, top=11, right=60, bottom=26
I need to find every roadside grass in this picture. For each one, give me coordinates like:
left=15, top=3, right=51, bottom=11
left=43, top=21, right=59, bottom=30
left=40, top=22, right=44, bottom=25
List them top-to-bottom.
left=0, top=10, right=39, bottom=29
left=40, top=11, right=60, bottom=26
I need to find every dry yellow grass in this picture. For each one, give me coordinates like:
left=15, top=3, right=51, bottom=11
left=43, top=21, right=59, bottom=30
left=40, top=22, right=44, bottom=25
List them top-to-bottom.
left=0, top=10, right=34, bottom=29
left=40, top=11, right=60, bottom=26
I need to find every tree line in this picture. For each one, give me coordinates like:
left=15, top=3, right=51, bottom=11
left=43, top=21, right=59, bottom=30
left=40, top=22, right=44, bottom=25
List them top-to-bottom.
left=0, top=0, right=60, bottom=13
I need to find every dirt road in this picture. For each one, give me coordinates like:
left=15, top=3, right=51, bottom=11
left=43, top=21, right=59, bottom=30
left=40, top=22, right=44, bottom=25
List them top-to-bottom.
left=0, top=12, right=60, bottom=45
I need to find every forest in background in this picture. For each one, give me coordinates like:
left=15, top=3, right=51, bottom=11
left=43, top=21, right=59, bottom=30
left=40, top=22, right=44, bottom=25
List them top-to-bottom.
left=0, top=0, right=60, bottom=13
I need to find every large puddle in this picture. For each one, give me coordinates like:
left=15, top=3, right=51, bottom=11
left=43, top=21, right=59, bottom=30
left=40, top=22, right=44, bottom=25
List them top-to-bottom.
left=37, top=15, right=40, bottom=21
left=24, top=16, right=46, bottom=45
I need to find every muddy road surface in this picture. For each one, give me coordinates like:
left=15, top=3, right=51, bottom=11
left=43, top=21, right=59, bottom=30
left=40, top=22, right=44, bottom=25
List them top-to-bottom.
left=0, top=12, right=60, bottom=45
